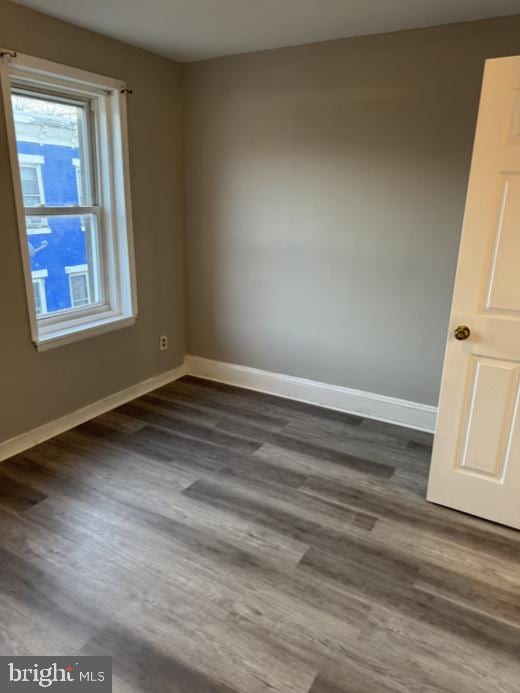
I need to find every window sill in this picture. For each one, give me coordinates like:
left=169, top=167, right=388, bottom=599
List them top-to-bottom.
left=27, top=228, right=51, bottom=235
left=35, top=313, right=136, bottom=351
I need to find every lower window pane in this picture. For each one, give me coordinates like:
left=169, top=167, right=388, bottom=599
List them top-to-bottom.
left=26, top=214, right=102, bottom=317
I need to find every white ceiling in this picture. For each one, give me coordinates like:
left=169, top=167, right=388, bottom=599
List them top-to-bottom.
left=9, top=0, right=520, bottom=62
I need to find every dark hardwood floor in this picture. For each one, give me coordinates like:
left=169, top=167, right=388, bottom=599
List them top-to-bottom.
left=0, top=375, right=519, bottom=692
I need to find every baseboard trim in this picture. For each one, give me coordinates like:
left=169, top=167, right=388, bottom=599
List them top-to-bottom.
left=0, top=355, right=437, bottom=461
left=185, top=355, right=437, bottom=433
left=0, top=363, right=187, bottom=462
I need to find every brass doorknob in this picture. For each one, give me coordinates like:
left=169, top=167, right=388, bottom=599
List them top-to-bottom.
left=454, top=325, right=471, bottom=341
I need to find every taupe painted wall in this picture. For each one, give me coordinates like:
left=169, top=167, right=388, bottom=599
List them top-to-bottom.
left=0, top=0, right=185, bottom=442
left=184, top=15, right=520, bottom=406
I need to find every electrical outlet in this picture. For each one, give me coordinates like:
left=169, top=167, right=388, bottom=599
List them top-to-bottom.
left=159, top=335, right=168, bottom=351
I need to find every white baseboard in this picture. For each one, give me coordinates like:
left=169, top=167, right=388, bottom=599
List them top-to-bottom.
left=0, top=355, right=437, bottom=462
left=185, top=355, right=437, bottom=433
left=0, top=363, right=187, bottom=462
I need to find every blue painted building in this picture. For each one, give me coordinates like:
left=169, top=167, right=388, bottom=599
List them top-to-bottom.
left=13, top=95, right=93, bottom=316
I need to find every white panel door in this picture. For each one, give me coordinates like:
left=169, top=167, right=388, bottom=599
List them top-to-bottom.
left=427, top=55, right=520, bottom=530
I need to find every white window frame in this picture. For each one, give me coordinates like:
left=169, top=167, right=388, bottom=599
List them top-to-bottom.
left=0, top=50, right=137, bottom=351
left=19, top=153, right=51, bottom=234
left=31, top=269, right=48, bottom=316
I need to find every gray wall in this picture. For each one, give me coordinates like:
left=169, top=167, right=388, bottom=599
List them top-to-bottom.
left=0, top=0, right=185, bottom=442
left=184, top=15, right=520, bottom=406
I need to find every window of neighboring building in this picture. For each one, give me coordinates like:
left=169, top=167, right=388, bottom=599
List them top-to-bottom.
left=0, top=52, right=137, bottom=351
left=19, top=154, right=50, bottom=234
left=72, top=158, right=83, bottom=205
left=20, top=163, right=43, bottom=205
left=66, top=264, right=91, bottom=308
left=31, top=269, right=48, bottom=316
left=70, top=273, right=90, bottom=308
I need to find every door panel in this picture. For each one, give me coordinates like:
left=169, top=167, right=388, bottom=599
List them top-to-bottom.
left=427, top=56, right=520, bottom=529
left=486, top=175, right=520, bottom=312
left=457, top=356, right=519, bottom=478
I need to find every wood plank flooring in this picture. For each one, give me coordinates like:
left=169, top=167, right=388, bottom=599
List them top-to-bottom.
left=0, top=375, right=519, bottom=692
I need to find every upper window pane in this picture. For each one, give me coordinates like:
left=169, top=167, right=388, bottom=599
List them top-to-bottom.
left=11, top=92, right=92, bottom=207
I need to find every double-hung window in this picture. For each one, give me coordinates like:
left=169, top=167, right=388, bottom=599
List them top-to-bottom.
left=0, top=51, right=137, bottom=350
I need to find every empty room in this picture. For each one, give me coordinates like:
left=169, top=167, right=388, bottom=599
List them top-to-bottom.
left=0, top=0, right=519, bottom=690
